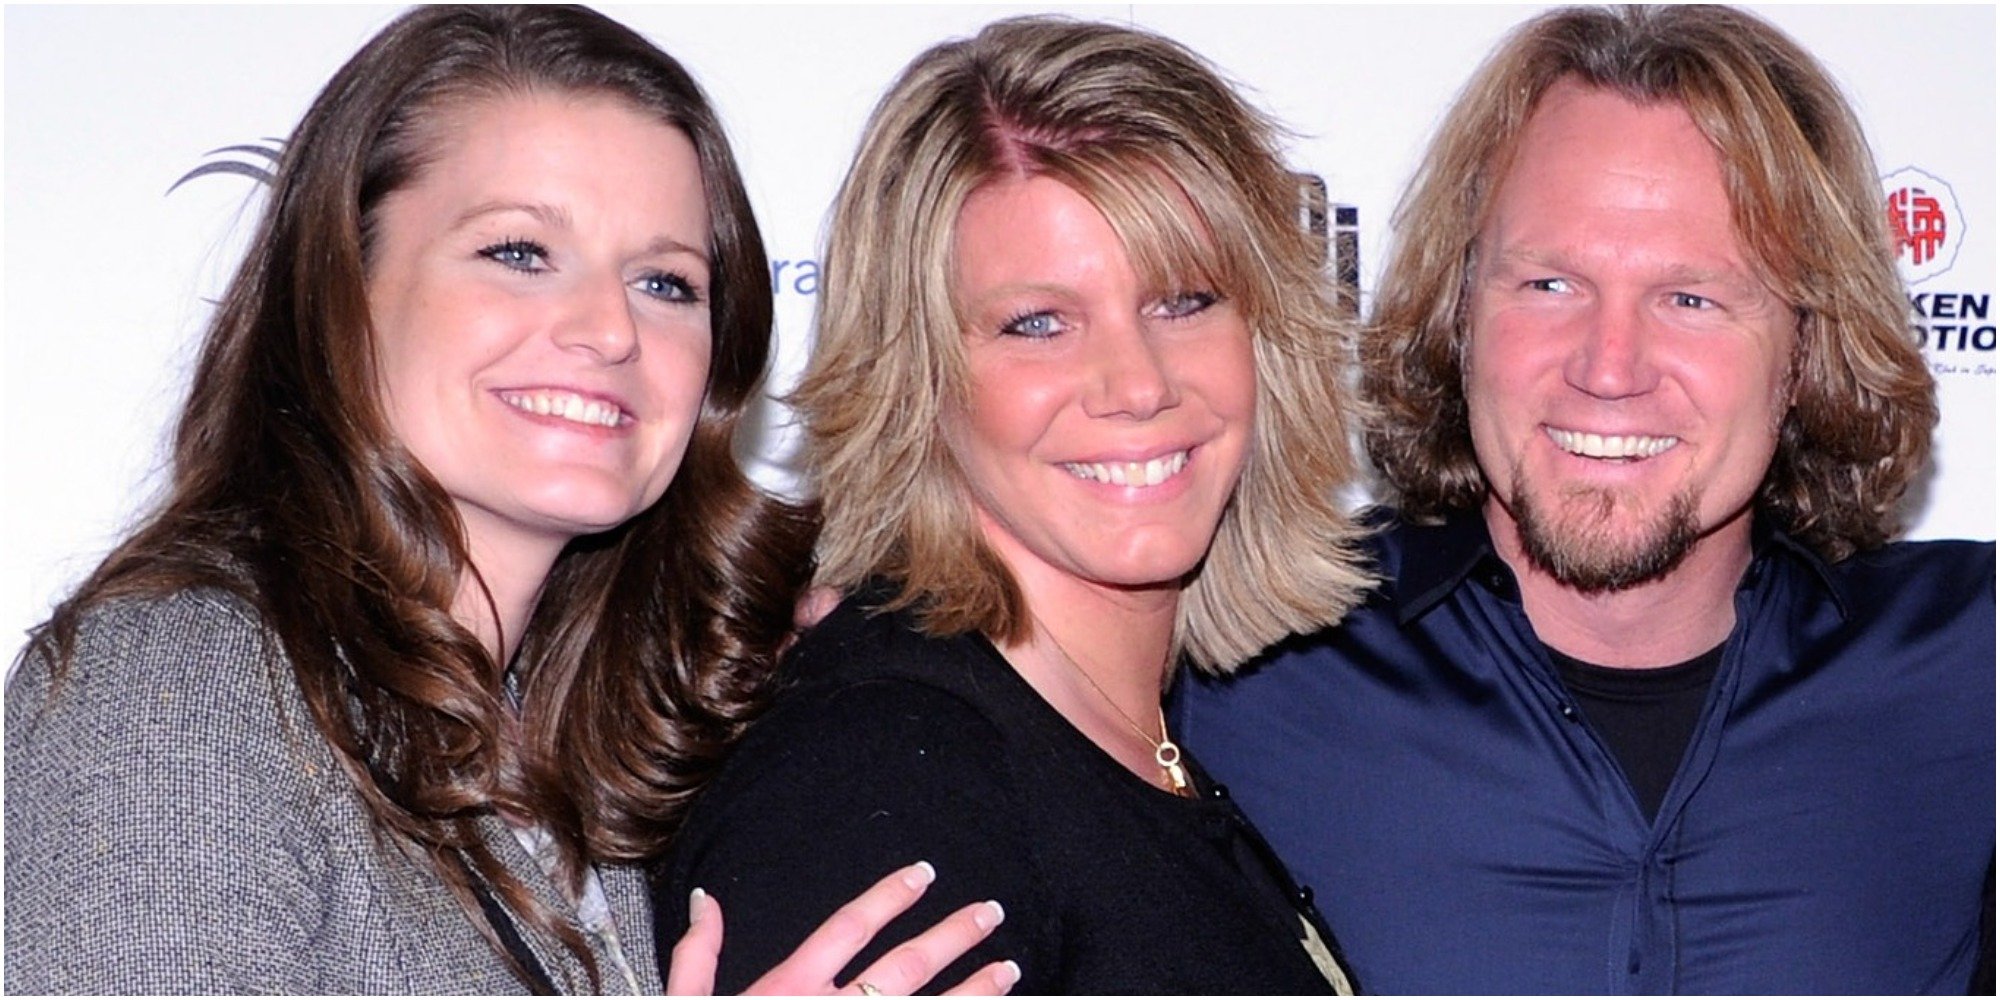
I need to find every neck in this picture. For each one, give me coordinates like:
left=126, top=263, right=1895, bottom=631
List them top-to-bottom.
left=1484, top=500, right=1751, bottom=668
left=452, top=512, right=565, bottom=666
left=988, top=546, right=1184, bottom=792
left=1020, top=565, right=1178, bottom=715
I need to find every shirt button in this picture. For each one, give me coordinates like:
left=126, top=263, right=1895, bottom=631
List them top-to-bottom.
left=1478, top=565, right=1520, bottom=599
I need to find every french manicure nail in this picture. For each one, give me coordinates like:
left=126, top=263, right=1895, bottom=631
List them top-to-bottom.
left=904, top=860, right=937, bottom=889
left=689, top=886, right=708, bottom=924
left=975, top=900, right=1006, bottom=930
left=996, top=960, right=1022, bottom=988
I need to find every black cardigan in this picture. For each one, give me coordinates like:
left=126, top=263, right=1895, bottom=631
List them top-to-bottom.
left=653, top=593, right=1353, bottom=994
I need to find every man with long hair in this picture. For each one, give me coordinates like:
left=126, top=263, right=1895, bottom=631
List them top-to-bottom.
left=1180, top=5, right=1994, bottom=993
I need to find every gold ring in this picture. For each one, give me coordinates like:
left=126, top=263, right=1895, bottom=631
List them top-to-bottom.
left=856, top=982, right=884, bottom=997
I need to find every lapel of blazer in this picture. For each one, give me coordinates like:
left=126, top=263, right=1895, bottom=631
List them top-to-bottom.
left=474, top=813, right=596, bottom=993
left=598, top=860, right=664, bottom=992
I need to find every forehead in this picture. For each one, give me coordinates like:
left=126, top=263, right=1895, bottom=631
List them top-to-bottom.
left=1482, top=80, right=1751, bottom=273
left=392, top=91, right=709, bottom=238
left=952, top=165, right=1231, bottom=298
left=953, top=174, right=1118, bottom=281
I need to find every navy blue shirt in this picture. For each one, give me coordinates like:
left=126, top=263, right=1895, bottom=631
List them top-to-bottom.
left=1177, top=512, right=1996, bottom=993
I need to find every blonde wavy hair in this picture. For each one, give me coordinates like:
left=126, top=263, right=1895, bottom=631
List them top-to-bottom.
left=1364, top=4, right=1934, bottom=562
left=793, top=15, right=1372, bottom=672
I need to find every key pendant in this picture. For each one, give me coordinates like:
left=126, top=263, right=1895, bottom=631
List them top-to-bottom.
left=1157, top=740, right=1190, bottom=794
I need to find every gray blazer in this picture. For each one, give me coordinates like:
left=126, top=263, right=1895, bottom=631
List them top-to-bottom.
left=5, top=589, right=664, bottom=994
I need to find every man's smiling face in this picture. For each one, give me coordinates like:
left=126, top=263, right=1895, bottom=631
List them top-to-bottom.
left=1464, top=78, right=1795, bottom=592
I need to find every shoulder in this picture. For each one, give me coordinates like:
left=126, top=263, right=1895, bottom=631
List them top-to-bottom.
left=1355, top=505, right=1411, bottom=565
left=1353, top=506, right=1475, bottom=605
left=1814, top=537, right=1995, bottom=627
left=1839, top=537, right=1994, bottom=587
left=1765, top=538, right=1996, bottom=709
left=4, top=585, right=335, bottom=862
left=6, top=585, right=321, bottom=821
left=32, top=585, right=268, bottom=660
left=8, top=587, right=295, bottom=750
left=4, top=589, right=343, bottom=992
left=782, top=591, right=1024, bottom=718
left=787, top=591, right=987, bottom=680
left=681, top=601, right=1019, bottom=843
left=663, top=603, right=1042, bottom=994
left=723, top=617, right=1014, bottom=806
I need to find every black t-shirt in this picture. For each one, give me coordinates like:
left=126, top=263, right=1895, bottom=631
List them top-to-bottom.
left=654, top=593, right=1351, bottom=994
left=1548, top=643, right=1724, bottom=821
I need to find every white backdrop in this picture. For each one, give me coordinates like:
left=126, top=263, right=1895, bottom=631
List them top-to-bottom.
left=5, top=5, right=1993, bottom=662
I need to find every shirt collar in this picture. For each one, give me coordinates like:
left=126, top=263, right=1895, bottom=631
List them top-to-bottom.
left=1390, top=507, right=1854, bottom=625
left=1392, top=510, right=1506, bottom=625
left=1746, top=516, right=1854, bottom=619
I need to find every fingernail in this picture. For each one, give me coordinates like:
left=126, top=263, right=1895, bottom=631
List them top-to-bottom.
left=903, top=860, right=937, bottom=889
left=689, top=886, right=708, bottom=924
left=975, top=899, right=1006, bottom=930
left=996, top=960, right=1022, bottom=988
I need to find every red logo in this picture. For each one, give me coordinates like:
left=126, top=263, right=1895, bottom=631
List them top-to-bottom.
left=1881, top=167, right=1963, bottom=284
left=1887, top=187, right=1948, bottom=266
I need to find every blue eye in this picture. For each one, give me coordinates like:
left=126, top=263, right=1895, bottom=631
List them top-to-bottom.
left=479, top=239, right=548, bottom=273
left=636, top=271, right=700, bottom=304
left=1526, top=277, right=1571, bottom=294
left=1151, top=290, right=1219, bottom=320
left=1670, top=292, right=1715, bottom=310
left=1001, top=310, right=1063, bottom=338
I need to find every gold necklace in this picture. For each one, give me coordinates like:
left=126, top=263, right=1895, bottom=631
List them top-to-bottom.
left=1036, top=617, right=1190, bottom=796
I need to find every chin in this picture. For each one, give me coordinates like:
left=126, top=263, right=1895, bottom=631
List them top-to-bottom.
left=1510, top=476, right=1701, bottom=595
left=521, top=490, right=659, bottom=539
left=1082, top=541, right=1212, bottom=590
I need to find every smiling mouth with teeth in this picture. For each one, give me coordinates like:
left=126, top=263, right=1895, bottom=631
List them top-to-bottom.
left=499, top=390, right=626, bottom=429
left=1546, top=427, right=1678, bottom=460
left=1061, top=450, right=1190, bottom=487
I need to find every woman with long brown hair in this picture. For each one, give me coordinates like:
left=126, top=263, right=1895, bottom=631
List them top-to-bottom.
left=5, top=6, right=1010, bottom=994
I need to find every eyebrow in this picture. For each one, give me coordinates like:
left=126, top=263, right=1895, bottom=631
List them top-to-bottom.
left=452, top=200, right=710, bottom=263
left=455, top=200, right=572, bottom=231
left=1487, top=247, right=1754, bottom=290
left=967, top=282, right=1074, bottom=303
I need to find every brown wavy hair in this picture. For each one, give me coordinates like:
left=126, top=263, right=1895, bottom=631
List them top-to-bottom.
left=1364, top=4, right=1933, bottom=561
left=27, top=5, right=810, bottom=987
left=793, top=16, right=1373, bottom=672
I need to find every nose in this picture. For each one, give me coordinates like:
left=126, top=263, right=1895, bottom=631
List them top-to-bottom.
left=553, top=276, right=640, bottom=364
left=1562, top=297, right=1659, bottom=400
left=1082, top=317, right=1180, bottom=420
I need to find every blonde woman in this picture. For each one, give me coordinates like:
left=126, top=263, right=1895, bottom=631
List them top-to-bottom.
left=656, top=17, right=1372, bottom=994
